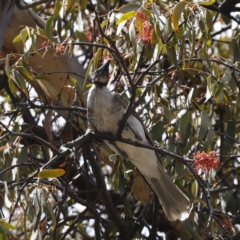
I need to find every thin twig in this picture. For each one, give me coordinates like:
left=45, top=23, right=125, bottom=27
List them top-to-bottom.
left=16, top=0, right=52, bottom=10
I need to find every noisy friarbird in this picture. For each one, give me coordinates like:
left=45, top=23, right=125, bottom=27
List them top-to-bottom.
left=87, top=60, right=191, bottom=221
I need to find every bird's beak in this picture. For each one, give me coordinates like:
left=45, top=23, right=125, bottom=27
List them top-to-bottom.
left=0, top=1, right=15, bottom=53
left=93, top=60, right=111, bottom=85
left=97, top=60, right=110, bottom=75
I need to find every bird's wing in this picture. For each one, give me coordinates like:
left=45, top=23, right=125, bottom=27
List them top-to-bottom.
left=115, top=93, right=163, bottom=166
left=112, top=94, right=191, bottom=221
left=87, top=109, right=97, bottom=131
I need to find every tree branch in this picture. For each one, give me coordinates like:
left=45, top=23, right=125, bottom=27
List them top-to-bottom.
left=16, top=0, right=52, bottom=10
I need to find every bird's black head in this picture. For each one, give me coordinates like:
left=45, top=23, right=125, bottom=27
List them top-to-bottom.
left=93, top=60, right=110, bottom=87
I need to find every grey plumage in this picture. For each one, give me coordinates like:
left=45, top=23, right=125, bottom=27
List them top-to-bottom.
left=87, top=60, right=191, bottom=221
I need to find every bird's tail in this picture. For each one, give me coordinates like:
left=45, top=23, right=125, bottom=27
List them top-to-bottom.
left=146, top=164, right=191, bottom=221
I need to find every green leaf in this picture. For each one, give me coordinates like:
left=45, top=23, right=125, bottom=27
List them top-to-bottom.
left=53, top=0, right=63, bottom=18
left=66, top=0, right=76, bottom=13
left=79, top=0, right=87, bottom=10
left=200, top=0, right=216, bottom=6
left=171, top=1, right=188, bottom=32
left=152, top=2, right=160, bottom=17
left=118, top=3, right=140, bottom=13
left=206, top=10, right=213, bottom=31
left=116, top=11, right=136, bottom=25
left=110, top=12, right=115, bottom=26
left=45, top=16, right=54, bottom=39
left=101, top=19, right=109, bottom=28
left=129, top=19, right=136, bottom=41
left=116, top=20, right=127, bottom=35
left=175, top=21, right=185, bottom=39
left=36, top=25, right=45, bottom=36
left=25, top=26, right=31, bottom=37
left=20, top=28, right=28, bottom=44
left=30, top=32, right=41, bottom=57
left=12, top=33, right=22, bottom=43
left=233, top=38, right=240, bottom=63
left=170, top=43, right=179, bottom=71
left=93, top=48, right=102, bottom=70
left=23, top=52, right=29, bottom=64
left=5, top=54, right=10, bottom=78
left=80, top=58, right=93, bottom=97
left=211, top=62, right=219, bottom=78
left=17, top=66, right=34, bottom=81
left=221, top=68, right=231, bottom=84
left=12, top=71, right=28, bottom=98
left=69, top=74, right=77, bottom=87
left=35, top=75, right=49, bottom=81
left=205, top=75, right=212, bottom=102
left=8, top=77, right=17, bottom=97
left=85, top=83, right=92, bottom=89
left=135, top=88, right=142, bottom=97
left=186, top=88, right=194, bottom=108
left=223, top=88, right=231, bottom=104
left=164, top=106, right=174, bottom=121
left=170, top=109, right=187, bottom=126
left=198, top=110, right=209, bottom=141
left=179, top=111, right=190, bottom=142
left=151, top=121, right=165, bottom=142
left=222, top=122, right=235, bottom=154
left=167, top=126, right=175, bottom=133
left=202, top=127, right=214, bottom=151
left=184, top=136, right=197, bottom=154
left=109, top=154, right=118, bottom=162
left=111, top=157, right=121, bottom=176
left=174, top=160, right=188, bottom=179
left=38, top=169, right=65, bottom=178
left=113, top=169, right=125, bottom=195
left=113, top=171, right=120, bottom=193
left=118, top=172, right=125, bottom=195
left=191, top=180, right=198, bottom=198
left=3, top=181, right=12, bottom=208
left=41, top=188, right=48, bottom=212
left=33, top=189, right=42, bottom=231
left=41, top=189, right=56, bottom=230
left=47, top=202, right=56, bottom=230
left=24, top=205, right=29, bottom=239
left=27, top=205, right=35, bottom=222
left=182, top=218, right=202, bottom=240
left=0, top=220, right=15, bottom=231
left=77, top=224, right=91, bottom=238
left=0, top=225, right=9, bottom=239
left=30, top=229, right=41, bottom=240
left=43, top=235, right=53, bottom=240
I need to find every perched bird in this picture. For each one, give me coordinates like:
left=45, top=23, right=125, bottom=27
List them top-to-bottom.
left=87, top=60, right=191, bottom=221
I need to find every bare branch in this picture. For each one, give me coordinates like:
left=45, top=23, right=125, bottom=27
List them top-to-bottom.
left=16, top=0, right=52, bottom=10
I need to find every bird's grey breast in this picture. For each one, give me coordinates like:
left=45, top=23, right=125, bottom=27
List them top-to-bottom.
left=87, top=86, right=124, bottom=134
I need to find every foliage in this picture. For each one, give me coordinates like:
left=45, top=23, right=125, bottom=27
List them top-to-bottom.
left=1, top=0, right=240, bottom=239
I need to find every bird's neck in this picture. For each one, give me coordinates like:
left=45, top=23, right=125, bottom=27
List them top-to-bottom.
left=93, top=81, right=108, bottom=88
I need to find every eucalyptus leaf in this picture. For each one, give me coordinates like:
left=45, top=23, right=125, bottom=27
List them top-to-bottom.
left=118, top=3, right=140, bottom=13
left=198, top=111, right=209, bottom=141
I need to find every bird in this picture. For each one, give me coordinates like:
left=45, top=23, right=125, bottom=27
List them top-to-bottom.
left=87, top=60, right=191, bottom=221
